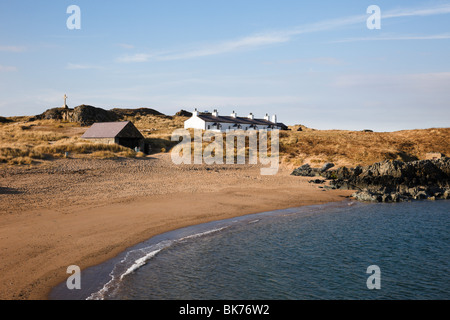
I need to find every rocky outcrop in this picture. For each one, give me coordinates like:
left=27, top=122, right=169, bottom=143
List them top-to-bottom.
left=38, top=105, right=170, bottom=126
left=39, top=105, right=118, bottom=125
left=71, top=105, right=119, bottom=126
left=39, top=107, right=67, bottom=120
left=111, top=108, right=164, bottom=118
left=175, top=109, right=193, bottom=117
left=0, top=116, right=12, bottom=123
left=291, top=158, right=450, bottom=202
left=291, top=162, right=335, bottom=177
left=291, top=164, right=317, bottom=177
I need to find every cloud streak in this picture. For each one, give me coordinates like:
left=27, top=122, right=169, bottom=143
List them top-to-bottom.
left=116, top=3, right=450, bottom=62
left=382, top=4, right=450, bottom=19
left=158, top=33, right=291, bottom=61
left=332, top=33, right=450, bottom=43
left=0, top=46, right=26, bottom=52
left=116, top=53, right=153, bottom=63
left=66, top=63, right=102, bottom=70
left=0, top=65, right=17, bottom=72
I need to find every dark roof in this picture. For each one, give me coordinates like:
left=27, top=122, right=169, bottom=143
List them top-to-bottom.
left=197, top=113, right=277, bottom=126
left=81, top=121, right=144, bottom=139
left=277, top=123, right=289, bottom=130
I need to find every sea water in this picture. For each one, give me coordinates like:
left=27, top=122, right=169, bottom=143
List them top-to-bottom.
left=50, top=200, right=449, bottom=300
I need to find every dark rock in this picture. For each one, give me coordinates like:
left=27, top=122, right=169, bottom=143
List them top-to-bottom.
left=72, top=105, right=119, bottom=126
left=39, top=107, right=67, bottom=120
left=112, top=108, right=165, bottom=118
left=175, top=109, right=193, bottom=117
left=0, top=116, right=12, bottom=123
left=329, top=158, right=450, bottom=202
left=320, top=162, right=335, bottom=172
left=291, top=164, right=318, bottom=177
left=309, top=179, right=325, bottom=184
left=443, top=190, right=450, bottom=199
left=352, top=191, right=381, bottom=202
left=391, top=193, right=400, bottom=202
left=381, top=194, right=391, bottom=202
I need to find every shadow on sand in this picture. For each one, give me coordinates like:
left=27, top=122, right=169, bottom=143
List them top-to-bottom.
left=0, top=187, right=22, bottom=195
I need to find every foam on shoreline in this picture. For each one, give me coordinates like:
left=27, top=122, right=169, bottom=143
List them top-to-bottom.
left=49, top=200, right=356, bottom=300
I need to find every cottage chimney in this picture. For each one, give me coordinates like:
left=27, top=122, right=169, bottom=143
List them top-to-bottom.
left=193, top=108, right=199, bottom=116
left=212, top=109, right=219, bottom=117
left=231, top=111, right=237, bottom=118
left=248, top=112, right=254, bottom=120
left=264, top=113, right=270, bottom=121
left=271, top=114, right=277, bottom=124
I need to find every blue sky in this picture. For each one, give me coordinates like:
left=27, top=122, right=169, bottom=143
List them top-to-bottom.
left=0, top=0, right=449, bottom=131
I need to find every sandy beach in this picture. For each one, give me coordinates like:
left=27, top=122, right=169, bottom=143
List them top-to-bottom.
left=0, top=154, right=354, bottom=300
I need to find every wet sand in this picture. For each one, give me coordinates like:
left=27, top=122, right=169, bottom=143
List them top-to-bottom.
left=0, top=154, right=353, bottom=300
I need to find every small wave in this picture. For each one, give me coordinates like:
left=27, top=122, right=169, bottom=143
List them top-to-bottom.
left=87, top=226, right=229, bottom=300
left=180, top=226, right=229, bottom=241
left=120, top=249, right=162, bottom=280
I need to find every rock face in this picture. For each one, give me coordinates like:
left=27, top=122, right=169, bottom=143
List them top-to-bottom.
left=38, top=105, right=167, bottom=126
left=39, top=105, right=119, bottom=126
left=71, top=105, right=119, bottom=126
left=39, top=107, right=67, bottom=120
left=111, top=108, right=164, bottom=118
left=175, top=109, right=193, bottom=117
left=0, top=116, right=12, bottom=123
left=291, top=158, right=450, bottom=202
left=320, top=162, right=335, bottom=172
left=291, top=163, right=335, bottom=177
left=291, top=164, right=317, bottom=177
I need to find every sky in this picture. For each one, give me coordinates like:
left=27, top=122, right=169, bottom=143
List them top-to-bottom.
left=0, top=0, right=449, bottom=131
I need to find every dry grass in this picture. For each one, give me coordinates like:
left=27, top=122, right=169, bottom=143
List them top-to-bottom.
left=1, top=114, right=448, bottom=167
left=0, top=120, right=138, bottom=165
left=279, top=127, right=450, bottom=167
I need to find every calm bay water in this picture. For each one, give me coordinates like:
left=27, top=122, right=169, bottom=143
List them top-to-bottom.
left=51, top=200, right=449, bottom=300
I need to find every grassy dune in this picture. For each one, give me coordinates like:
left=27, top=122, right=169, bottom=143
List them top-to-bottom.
left=0, top=114, right=448, bottom=167
left=279, top=127, right=450, bottom=167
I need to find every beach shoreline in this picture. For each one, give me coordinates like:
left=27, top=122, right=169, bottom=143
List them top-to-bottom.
left=0, top=154, right=354, bottom=300
left=51, top=199, right=359, bottom=300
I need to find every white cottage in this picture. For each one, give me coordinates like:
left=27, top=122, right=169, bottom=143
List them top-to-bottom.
left=184, top=109, right=287, bottom=132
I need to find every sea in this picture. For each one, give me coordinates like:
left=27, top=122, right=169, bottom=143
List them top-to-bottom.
left=50, top=199, right=449, bottom=300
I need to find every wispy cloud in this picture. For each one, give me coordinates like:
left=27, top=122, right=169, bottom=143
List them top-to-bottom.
left=115, top=3, right=450, bottom=62
left=382, top=4, right=450, bottom=19
left=115, top=33, right=290, bottom=63
left=159, top=33, right=291, bottom=61
left=333, top=33, right=450, bottom=43
left=117, top=43, right=135, bottom=49
left=0, top=46, right=26, bottom=52
left=116, top=53, right=153, bottom=63
left=264, top=57, right=345, bottom=66
left=66, top=63, right=102, bottom=70
left=0, top=65, right=17, bottom=72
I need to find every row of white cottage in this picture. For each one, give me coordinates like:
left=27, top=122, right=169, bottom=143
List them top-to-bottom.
left=184, top=109, right=288, bottom=132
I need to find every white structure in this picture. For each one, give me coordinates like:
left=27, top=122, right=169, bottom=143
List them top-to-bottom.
left=184, top=109, right=287, bottom=132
